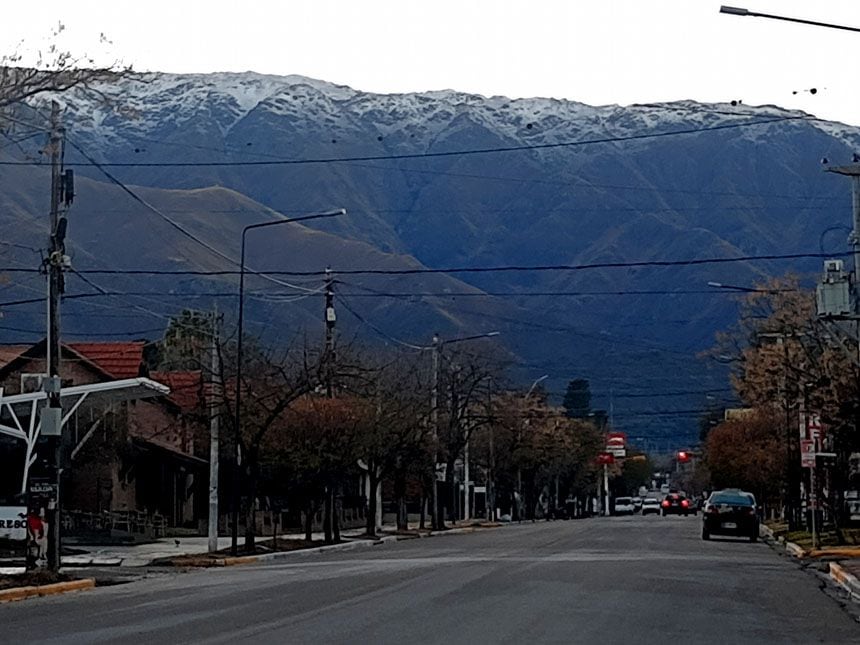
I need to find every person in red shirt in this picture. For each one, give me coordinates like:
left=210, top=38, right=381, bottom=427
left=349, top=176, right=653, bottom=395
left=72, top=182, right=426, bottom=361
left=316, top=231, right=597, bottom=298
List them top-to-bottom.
left=25, top=508, right=45, bottom=569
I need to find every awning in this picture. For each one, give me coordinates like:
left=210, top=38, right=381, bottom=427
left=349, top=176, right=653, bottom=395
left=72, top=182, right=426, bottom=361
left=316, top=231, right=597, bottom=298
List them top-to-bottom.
left=0, top=378, right=170, bottom=495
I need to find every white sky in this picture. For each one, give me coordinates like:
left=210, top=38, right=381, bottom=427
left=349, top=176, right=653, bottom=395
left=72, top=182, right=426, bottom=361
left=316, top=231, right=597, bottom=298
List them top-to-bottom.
left=4, top=0, right=860, bottom=124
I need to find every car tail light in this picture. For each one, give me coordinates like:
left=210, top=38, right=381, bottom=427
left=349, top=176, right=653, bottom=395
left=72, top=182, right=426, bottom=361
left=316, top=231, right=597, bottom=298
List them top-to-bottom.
left=681, top=499, right=689, bottom=508
left=661, top=500, right=670, bottom=507
left=708, top=506, right=720, bottom=515
left=746, top=507, right=756, bottom=515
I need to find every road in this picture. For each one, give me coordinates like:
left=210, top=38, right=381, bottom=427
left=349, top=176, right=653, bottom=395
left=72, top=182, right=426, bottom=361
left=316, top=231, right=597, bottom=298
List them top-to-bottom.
left=2, top=516, right=857, bottom=644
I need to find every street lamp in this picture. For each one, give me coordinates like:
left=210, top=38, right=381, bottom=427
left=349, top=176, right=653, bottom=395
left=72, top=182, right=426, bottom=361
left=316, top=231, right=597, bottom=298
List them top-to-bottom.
left=719, top=6, right=860, bottom=33
left=230, top=208, right=345, bottom=555
left=707, top=281, right=787, bottom=294
left=430, top=331, right=500, bottom=530
left=516, top=374, right=548, bottom=513
left=525, top=374, right=549, bottom=398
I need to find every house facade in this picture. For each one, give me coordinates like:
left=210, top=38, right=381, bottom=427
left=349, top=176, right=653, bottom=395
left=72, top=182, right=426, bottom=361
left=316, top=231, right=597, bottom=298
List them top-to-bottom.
left=0, top=340, right=207, bottom=536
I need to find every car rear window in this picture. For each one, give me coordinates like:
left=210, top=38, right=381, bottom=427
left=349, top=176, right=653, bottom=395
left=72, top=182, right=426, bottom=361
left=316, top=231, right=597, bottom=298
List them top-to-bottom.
left=710, top=493, right=753, bottom=506
left=616, top=498, right=632, bottom=504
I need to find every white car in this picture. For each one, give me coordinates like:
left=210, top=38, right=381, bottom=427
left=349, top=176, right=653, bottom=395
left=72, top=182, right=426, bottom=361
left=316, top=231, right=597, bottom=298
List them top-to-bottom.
left=613, top=497, right=635, bottom=515
left=641, top=498, right=661, bottom=516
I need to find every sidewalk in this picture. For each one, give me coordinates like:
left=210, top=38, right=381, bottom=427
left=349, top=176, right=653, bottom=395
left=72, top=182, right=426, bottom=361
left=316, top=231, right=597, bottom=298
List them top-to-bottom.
left=61, top=528, right=372, bottom=568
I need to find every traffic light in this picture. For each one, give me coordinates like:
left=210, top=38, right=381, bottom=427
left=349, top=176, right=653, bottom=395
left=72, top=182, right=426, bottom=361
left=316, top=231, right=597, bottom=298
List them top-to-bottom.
left=677, top=451, right=690, bottom=463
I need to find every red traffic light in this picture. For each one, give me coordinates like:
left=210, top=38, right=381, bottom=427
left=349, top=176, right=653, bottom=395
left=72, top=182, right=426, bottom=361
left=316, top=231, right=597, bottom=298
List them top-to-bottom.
left=677, top=451, right=690, bottom=463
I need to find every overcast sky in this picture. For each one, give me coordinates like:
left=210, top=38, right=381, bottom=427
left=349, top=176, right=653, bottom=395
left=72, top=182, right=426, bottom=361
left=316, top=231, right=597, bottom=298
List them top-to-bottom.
left=4, top=1, right=860, bottom=125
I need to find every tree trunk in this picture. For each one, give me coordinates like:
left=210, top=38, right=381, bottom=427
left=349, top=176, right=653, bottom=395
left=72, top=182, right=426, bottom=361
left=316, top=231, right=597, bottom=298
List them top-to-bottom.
left=444, top=456, right=457, bottom=526
left=243, top=458, right=258, bottom=552
left=366, top=466, right=379, bottom=537
left=394, top=466, right=408, bottom=531
left=419, top=484, right=426, bottom=530
left=333, top=485, right=341, bottom=543
left=323, top=486, right=333, bottom=544
left=304, top=498, right=314, bottom=542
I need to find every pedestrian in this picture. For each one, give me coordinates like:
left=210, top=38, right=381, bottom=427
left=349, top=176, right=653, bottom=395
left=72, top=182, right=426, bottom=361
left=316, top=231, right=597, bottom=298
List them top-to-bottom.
left=25, top=507, right=45, bottom=570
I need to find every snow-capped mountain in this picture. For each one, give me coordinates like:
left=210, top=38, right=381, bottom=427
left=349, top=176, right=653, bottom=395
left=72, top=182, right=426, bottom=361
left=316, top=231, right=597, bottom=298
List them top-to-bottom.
left=5, top=71, right=860, bottom=446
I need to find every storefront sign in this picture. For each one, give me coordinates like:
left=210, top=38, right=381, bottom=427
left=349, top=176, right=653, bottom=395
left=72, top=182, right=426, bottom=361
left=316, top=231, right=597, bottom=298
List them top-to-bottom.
left=0, top=506, right=27, bottom=541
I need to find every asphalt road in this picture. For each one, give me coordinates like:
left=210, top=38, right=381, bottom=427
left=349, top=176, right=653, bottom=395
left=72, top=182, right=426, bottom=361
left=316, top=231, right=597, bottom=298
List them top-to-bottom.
left=3, top=516, right=858, bottom=644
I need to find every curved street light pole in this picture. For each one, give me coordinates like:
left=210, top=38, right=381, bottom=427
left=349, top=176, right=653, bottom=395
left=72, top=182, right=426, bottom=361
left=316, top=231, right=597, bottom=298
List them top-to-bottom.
left=719, top=6, right=860, bottom=33
left=230, top=209, right=345, bottom=556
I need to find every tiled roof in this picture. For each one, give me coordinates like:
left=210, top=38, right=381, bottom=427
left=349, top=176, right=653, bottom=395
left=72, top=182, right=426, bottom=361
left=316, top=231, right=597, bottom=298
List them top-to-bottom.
left=67, top=342, right=146, bottom=379
left=0, top=345, right=30, bottom=370
left=150, top=370, right=203, bottom=413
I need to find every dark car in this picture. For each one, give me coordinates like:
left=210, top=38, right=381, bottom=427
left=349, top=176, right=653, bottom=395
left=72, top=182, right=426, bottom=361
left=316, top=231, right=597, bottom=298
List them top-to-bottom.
left=701, top=489, right=759, bottom=542
left=661, top=493, right=691, bottom=516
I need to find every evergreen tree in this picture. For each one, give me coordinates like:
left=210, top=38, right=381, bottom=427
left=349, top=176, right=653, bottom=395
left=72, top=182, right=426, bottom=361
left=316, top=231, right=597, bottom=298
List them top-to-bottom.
left=563, top=379, right=592, bottom=419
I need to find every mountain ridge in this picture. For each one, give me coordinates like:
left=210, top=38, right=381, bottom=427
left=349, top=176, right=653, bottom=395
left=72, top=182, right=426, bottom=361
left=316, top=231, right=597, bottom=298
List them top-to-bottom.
left=3, top=70, right=859, bottom=447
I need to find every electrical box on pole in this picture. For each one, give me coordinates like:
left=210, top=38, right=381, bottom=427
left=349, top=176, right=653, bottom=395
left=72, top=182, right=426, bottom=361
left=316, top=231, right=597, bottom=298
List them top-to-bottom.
left=816, top=259, right=852, bottom=317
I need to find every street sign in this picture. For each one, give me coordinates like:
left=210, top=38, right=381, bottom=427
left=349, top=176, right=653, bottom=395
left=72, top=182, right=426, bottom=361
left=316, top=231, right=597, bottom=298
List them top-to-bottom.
left=807, top=414, right=822, bottom=441
left=606, top=431, right=626, bottom=457
left=800, top=440, right=815, bottom=468
left=596, top=453, right=615, bottom=465
left=29, top=480, right=58, bottom=497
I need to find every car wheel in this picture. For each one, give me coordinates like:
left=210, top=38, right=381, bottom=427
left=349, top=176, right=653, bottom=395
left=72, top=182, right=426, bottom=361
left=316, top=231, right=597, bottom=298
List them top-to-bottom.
left=702, top=528, right=710, bottom=540
left=750, top=531, right=758, bottom=543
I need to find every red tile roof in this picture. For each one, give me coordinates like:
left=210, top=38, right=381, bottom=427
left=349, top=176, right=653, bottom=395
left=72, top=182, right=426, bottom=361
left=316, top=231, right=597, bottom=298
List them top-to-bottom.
left=67, top=342, right=146, bottom=379
left=150, top=370, right=203, bottom=413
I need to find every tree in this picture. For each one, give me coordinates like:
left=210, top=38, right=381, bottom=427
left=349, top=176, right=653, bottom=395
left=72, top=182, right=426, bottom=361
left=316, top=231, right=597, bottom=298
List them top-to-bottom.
left=2, top=28, right=129, bottom=123
left=712, top=275, right=860, bottom=529
left=435, top=349, right=499, bottom=528
left=347, top=353, right=430, bottom=536
left=563, top=379, right=592, bottom=419
left=705, top=408, right=785, bottom=512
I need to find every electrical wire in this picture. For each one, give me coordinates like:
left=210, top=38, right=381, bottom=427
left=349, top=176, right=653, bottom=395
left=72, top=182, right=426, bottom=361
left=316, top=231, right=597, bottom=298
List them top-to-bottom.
left=64, top=138, right=330, bottom=296
left=0, top=250, right=844, bottom=278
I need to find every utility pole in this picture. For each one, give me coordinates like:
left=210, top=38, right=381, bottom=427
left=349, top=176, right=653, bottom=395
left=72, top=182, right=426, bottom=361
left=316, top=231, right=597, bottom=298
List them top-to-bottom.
left=42, top=100, right=72, bottom=572
left=826, top=165, right=860, bottom=361
left=324, top=267, right=336, bottom=398
left=208, top=308, right=221, bottom=553
left=431, top=333, right=440, bottom=530
left=463, top=437, right=470, bottom=521
left=603, top=462, right=610, bottom=516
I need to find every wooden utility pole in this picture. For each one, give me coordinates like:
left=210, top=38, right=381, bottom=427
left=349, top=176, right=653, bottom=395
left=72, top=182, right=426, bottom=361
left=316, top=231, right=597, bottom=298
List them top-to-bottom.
left=43, top=100, right=71, bottom=571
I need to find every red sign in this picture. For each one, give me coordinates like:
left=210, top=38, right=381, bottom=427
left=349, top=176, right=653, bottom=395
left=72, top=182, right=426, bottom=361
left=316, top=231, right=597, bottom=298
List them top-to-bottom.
left=807, top=415, right=822, bottom=441
left=606, top=431, right=626, bottom=446
left=800, top=440, right=815, bottom=468
left=596, top=453, right=615, bottom=465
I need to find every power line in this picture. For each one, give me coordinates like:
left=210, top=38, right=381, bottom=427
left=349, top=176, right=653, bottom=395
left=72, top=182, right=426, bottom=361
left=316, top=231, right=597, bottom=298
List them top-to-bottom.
left=0, top=115, right=811, bottom=168
left=64, top=138, right=329, bottom=295
left=0, top=250, right=844, bottom=278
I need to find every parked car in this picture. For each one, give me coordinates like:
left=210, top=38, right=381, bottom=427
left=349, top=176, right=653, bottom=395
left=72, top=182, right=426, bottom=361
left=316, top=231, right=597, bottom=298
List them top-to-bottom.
left=702, top=489, right=759, bottom=542
left=661, top=493, right=691, bottom=516
left=632, top=496, right=643, bottom=511
left=613, top=497, right=635, bottom=515
left=641, top=498, right=661, bottom=516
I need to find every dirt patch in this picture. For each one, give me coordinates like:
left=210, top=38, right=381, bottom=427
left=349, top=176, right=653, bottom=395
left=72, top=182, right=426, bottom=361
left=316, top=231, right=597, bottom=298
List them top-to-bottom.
left=155, top=538, right=332, bottom=566
left=0, top=571, right=71, bottom=591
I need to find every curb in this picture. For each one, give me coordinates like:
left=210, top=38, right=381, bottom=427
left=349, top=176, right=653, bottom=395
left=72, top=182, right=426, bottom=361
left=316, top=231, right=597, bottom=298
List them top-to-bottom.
left=166, top=535, right=401, bottom=567
left=784, top=541, right=806, bottom=558
left=830, top=563, right=860, bottom=602
left=0, top=578, right=95, bottom=604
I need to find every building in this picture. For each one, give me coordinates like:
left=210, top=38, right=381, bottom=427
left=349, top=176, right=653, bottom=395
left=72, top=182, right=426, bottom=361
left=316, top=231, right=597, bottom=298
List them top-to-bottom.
left=0, top=340, right=207, bottom=536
